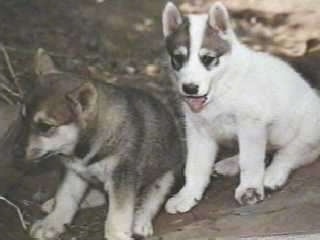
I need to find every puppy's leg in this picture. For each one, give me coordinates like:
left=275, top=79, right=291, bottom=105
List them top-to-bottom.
left=265, top=115, right=320, bottom=190
left=165, top=117, right=218, bottom=214
left=235, top=119, right=267, bottom=205
left=264, top=143, right=320, bottom=191
left=214, top=155, right=239, bottom=177
left=41, top=157, right=113, bottom=215
left=62, top=158, right=111, bottom=211
left=105, top=164, right=135, bottom=240
left=30, top=170, right=87, bottom=240
left=133, top=171, right=175, bottom=238
left=42, top=189, right=105, bottom=213
left=81, top=189, right=106, bottom=208
left=41, top=198, right=55, bottom=213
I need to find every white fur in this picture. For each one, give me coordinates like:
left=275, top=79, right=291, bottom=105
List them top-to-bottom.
left=162, top=2, right=182, bottom=37
left=164, top=2, right=320, bottom=210
left=169, top=13, right=234, bottom=98
left=173, top=15, right=209, bottom=96
left=165, top=113, right=217, bottom=213
left=26, top=123, right=79, bottom=160
left=214, top=155, right=239, bottom=177
left=31, top=156, right=118, bottom=240
left=31, top=170, right=88, bottom=239
left=134, top=171, right=174, bottom=237
left=104, top=181, right=135, bottom=240
left=41, top=189, right=106, bottom=213
left=80, top=189, right=106, bottom=209
left=41, top=198, right=55, bottom=213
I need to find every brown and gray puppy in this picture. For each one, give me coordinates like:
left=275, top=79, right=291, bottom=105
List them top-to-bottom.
left=18, top=50, right=185, bottom=240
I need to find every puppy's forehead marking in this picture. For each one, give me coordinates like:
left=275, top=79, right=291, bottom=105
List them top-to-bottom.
left=189, top=15, right=208, bottom=57
left=165, top=17, right=190, bottom=55
left=201, top=22, right=231, bottom=56
left=33, top=99, right=74, bottom=125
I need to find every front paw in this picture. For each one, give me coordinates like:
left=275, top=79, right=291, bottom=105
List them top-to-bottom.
left=235, top=185, right=264, bottom=205
left=165, top=186, right=201, bottom=214
left=41, top=198, right=55, bottom=213
left=30, top=216, right=65, bottom=240
left=133, top=218, right=153, bottom=238
left=105, top=229, right=133, bottom=240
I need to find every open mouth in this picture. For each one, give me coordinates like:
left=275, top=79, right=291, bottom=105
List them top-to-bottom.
left=183, top=95, right=208, bottom=113
left=33, top=151, right=57, bottom=163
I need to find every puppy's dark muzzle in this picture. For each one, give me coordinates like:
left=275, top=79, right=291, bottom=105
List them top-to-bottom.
left=12, top=145, right=30, bottom=170
left=13, top=145, right=25, bottom=160
left=13, top=149, right=62, bottom=173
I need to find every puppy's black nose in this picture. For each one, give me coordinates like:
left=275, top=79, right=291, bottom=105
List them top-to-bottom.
left=182, top=83, right=199, bottom=95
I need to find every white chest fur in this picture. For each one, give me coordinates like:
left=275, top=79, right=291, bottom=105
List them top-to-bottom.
left=185, top=101, right=237, bottom=144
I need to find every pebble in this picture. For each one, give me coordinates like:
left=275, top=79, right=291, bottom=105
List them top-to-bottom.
left=144, top=64, right=160, bottom=77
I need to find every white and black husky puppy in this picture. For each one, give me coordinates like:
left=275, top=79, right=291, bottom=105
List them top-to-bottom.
left=162, top=1, right=320, bottom=212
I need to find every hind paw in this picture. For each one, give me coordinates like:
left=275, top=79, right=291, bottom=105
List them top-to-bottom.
left=213, top=156, right=239, bottom=177
left=264, top=167, right=289, bottom=191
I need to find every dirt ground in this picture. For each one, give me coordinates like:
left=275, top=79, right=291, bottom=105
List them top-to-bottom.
left=0, top=0, right=320, bottom=240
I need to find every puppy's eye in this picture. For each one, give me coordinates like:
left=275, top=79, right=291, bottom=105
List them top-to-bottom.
left=171, top=54, right=185, bottom=71
left=200, top=55, right=219, bottom=67
left=36, top=122, right=55, bottom=134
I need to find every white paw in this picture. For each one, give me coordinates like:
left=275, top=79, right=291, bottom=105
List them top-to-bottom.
left=214, top=156, right=239, bottom=177
left=264, top=166, right=289, bottom=190
left=235, top=184, right=264, bottom=205
left=165, top=186, right=201, bottom=214
left=41, top=198, right=55, bottom=213
left=30, top=216, right=65, bottom=240
left=133, top=218, right=153, bottom=237
left=104, top=229, right=133, bottom=240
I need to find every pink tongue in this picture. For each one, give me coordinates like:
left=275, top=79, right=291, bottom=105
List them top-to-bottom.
left=185, top=97, right=206, bottom=112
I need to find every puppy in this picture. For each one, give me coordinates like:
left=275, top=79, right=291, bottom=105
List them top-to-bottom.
left=162, top=1, right=320, bottom=213
left=17, top=49, right=185, bottom=240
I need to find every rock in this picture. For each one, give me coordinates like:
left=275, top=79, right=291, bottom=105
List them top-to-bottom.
left=144, top=64, right=160, bottom=77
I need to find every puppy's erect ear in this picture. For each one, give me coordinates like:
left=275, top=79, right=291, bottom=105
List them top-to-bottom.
left=162, top=2, right=183, bottom=37
left=208, top=2, right=230, bottom=33
left=34, top=48, right=59, bottom=76
left=66, top=82, right=98, bottom=121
